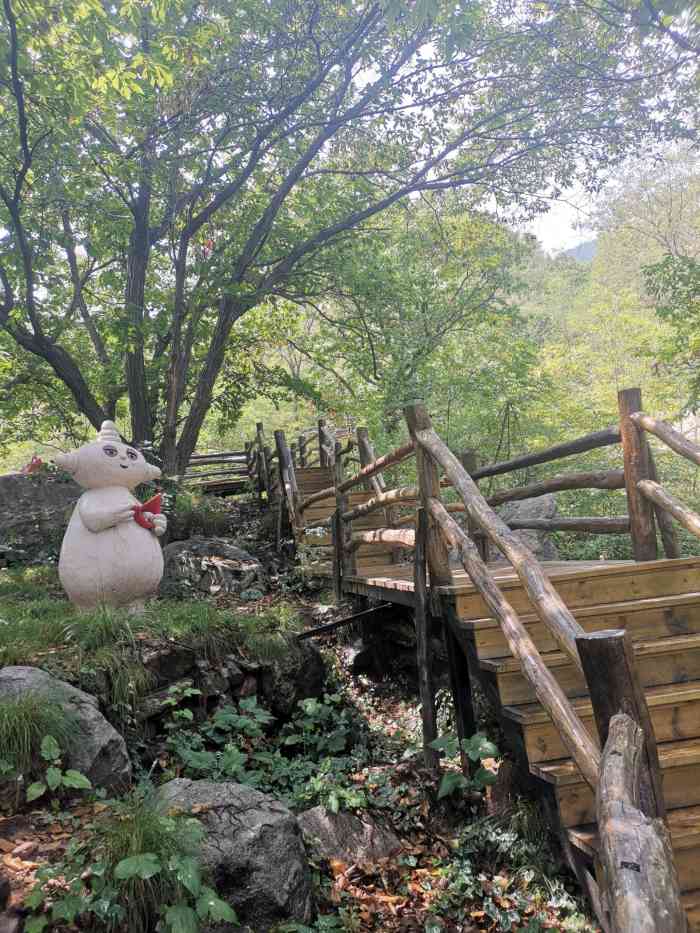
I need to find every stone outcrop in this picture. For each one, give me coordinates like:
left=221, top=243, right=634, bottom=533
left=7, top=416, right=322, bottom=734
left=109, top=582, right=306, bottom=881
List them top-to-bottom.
left=0, top=470, right=80, bottom=563
left=491, top=493, right=560, bottom=562
left=161, top=537, right=267, bottom=597
left=260, top=641, right=325, bottom=718
left=0, top=667, right=131, bottom=790
left=159, top=779, right=314, bottom=931
left=298, top=806, right=401, bottom=864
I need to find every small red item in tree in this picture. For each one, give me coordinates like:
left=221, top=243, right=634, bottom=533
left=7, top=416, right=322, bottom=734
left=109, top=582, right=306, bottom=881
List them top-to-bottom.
left=132, top=492, right=162, bottom=530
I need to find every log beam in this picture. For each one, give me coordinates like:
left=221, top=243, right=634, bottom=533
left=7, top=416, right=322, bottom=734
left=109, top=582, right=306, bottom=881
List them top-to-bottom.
left=618, top=388, right=657, bottom=561
left=631, top=411, right=700, bottom=467
left=337, top=440, right=415, bottom=494
left=487, top=470, right=625, bottom=506
left=638, top=479, right=700, bottom=539
left=508, top=517, right=630, bottom=534
left=347, top=528, right=416, bottom=552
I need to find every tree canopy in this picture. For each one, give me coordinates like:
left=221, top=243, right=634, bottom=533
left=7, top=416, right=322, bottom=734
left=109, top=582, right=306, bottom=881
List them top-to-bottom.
left=0, top=0, right=696, bottom=468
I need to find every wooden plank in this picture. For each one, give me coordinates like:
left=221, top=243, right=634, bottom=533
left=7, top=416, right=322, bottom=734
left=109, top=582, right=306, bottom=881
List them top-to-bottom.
left=619, top=387, right=657, bottom=561
left=577, top=629, right=665, bottom=819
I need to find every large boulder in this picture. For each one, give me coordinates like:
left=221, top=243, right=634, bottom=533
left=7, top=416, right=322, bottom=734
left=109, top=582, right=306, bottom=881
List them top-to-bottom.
left=0, top=470, right=80, bottom=563
left=491, top=493, right=560, bottom=562
left=160, top=537, right=267, bottom=597
left=260, top=641, right=325, bottom=718
left=0, top=667, right=131, bottom=790
left=158, top=779, right=314, bottom=931
left=298, top=806, right=401, bottom=865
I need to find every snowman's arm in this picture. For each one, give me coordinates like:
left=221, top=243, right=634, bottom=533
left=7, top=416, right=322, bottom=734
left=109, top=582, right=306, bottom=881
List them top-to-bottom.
left=78, top=498, right=135, bottom=533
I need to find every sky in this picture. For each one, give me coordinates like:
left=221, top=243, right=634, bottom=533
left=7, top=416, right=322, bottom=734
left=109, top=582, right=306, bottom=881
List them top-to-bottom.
left=524, top=194, right=596, bottom=254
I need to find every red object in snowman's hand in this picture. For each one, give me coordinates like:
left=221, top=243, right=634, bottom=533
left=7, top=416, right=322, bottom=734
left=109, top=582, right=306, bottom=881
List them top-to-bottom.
left=132, top=492, right=162, bottom=530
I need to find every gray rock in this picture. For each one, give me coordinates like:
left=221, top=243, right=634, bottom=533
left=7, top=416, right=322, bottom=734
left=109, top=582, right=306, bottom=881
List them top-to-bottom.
left=0, top=470, right=80, bottom=561
left=491, top=493, right=560, bottom=562
left=161, top=537, right=267, bottom=597
left=260, top=641, right=325, bottom=718
left=141, top=642, right=195, bottom=684
left=223, top=655, right=245, bottom=689
left=0, top=667, right=131, bottom=790
left=158, top=779, right=314, bottom=931
left=298, top=807, right=401, bottom=864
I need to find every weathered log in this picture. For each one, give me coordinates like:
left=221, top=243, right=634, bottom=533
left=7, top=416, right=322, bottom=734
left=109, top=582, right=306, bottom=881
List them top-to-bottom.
left=618, top=388, right=657, bottom=561
left=406, top=403, right=586, bottom=673
left=404, top=408, right=452, bottom=592
left=631, top=410, right=700, bottom=467
left=318, top=418, right=332, bottom=468
left=472, top=426, right=621, bottom=481
left=357, top=427, right=386, bottom=494
left=274, top=429, right=300, bottom=533
left=297, top=434, right=307, bottom=467
left=335, top=440, right=356, bottom=581
left=337, top=440, right=415, bottom=493
left=648, top=449, right=681, bottom=559
left=189, top=451, right=246, bottom=463
left=184, top=468, right=249, bottom=480
left=487, top=470, right=626, bottom=506
left=638, top=479, right=700, bottom=538
left=299, top=484, right=336, bottom=513
left=341, top=485, right=419, bottom=522
left=427, top=497, right=600, bottom=788
left=393, top=502, right=466, bottom=526
left=332, top=509, right=343, bottom=602
left=414, top=509, right=439, bottom=775
left=508, top=517, right=630, bottom=534
left=347, top=528, right=416, bottom=552
left=296, top=602, right=394, bottom=640
left=576, top=629, right=665, bottom=820
left=597, top=713, right=685, bottom=933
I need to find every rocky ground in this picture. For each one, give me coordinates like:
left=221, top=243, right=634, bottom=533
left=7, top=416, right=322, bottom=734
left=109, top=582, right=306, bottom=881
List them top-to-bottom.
left=0, top=490, right=598, bottom=932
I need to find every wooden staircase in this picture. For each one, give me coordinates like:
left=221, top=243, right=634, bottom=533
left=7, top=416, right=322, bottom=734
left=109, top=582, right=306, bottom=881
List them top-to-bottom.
left=451, top=556, right=700, bottom=931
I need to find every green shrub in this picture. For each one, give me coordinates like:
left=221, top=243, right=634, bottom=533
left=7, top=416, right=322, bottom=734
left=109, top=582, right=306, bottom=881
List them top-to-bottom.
left=0, top=693, right=76, bottom=777
left=26, top=783, right=237, bottom=933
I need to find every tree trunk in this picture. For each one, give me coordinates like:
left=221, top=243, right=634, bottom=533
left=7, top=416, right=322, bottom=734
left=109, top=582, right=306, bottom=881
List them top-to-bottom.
left=124, top=194, right=153, bottom=445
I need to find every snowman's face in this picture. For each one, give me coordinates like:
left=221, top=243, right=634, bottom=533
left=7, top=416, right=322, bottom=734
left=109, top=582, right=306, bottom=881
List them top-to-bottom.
left=71, top=441, right=161, bottom=490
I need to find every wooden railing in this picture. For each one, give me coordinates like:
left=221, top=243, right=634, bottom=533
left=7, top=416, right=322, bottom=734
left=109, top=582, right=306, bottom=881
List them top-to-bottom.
left=246, top=390, right=693, bottom=931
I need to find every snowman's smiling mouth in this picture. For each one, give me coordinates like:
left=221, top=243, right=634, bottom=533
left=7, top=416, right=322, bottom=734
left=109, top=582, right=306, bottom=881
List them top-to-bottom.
left=120, top=464, right=128, bottom=469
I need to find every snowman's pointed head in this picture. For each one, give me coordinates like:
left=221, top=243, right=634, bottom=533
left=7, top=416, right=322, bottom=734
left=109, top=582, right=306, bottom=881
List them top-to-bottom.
left=56, top=421, right=162, bottom=490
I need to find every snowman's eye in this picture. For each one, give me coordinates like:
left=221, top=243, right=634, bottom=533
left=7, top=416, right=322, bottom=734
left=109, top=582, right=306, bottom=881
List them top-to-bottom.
left=103, top=446, right=118, bottom=457
left=126, top=449, right=138, bottom=461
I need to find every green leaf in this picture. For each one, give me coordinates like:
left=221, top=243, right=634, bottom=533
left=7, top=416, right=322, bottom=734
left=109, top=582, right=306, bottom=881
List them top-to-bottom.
left=428, top=733, right=460, bottom=757
left=461, top=733, right=499, bottom=762
left=40, top=735, right=61, bottom=762
left=45, top=766, right=62, bottom=791
left=473, top=766, right=498, bottom=787
left=62, top=770, right=92, bottom=789
left=436, top=771, right=469, bottom=800
left=27, top=782, right=47, bottom=802
left=327, top=791, right=340, bottom=814
left=114, top=852, right=162, bottom=880
left=168, top=854, right=201, bottom=896
left=196, top=887, right=238, bottom=922
left=164, top=903, right=199, bottom=933
left=25, top=917, right=48, bottom=933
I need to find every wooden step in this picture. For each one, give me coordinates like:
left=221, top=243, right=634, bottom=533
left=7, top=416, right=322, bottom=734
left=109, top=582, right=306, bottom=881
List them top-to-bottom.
left=452, top=556, right=700, bottom=620
left=457, top=592, right=700, bottom=660
left=482, top=632, right=700, bottom=706
left=504, top=681, right=700, bottom=763
left=533, top=738, right=700, bottom=827
left=568, top=805, right=700, bottom=894
left=685, top=891, right=700, bottom=931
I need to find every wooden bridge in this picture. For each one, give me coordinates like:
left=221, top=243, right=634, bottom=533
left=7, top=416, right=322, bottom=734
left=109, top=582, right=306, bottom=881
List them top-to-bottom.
left=244, top=390, right=700, bottom=933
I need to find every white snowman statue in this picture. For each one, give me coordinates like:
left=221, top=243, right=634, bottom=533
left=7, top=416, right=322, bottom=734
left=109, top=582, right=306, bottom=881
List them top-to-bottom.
left=55, top=421, right=167, bottom=611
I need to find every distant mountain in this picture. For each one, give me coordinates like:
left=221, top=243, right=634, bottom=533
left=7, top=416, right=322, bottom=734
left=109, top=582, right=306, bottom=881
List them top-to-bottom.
left=562, top=239, right=597, bottom=262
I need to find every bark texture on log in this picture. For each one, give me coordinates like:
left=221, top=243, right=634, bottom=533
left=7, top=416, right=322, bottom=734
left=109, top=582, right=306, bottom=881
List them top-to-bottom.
left=618, top=388, right=657, bottom=562
left=406, top=403, right=586, bottom=673
left=631, top=411, right=700, bottom=467
left=472, top=427, right=621, bottom=481
left=337, top=441, right=415, bottom=493
left=648, top=450, right=681, bottom=559
left=487, top=470, right=625, bottom=507
left=638, top=479, right=700, bottom=538
left=299, top=485, right=336, bottom=513
left=341, top=485, right=419, bottom=522
left=427, top=497, right=600, bottom=788
left=414, top=509, right=439, bottom=774
left=508, top=517, right=630, bottom=534
left=347, top=529, right=416, bottom=552
left=597, top=714, right=686, bottom=933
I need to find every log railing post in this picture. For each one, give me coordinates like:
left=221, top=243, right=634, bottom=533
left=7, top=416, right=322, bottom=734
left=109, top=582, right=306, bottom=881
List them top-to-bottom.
left=618, top=388, right=657, bottom=562
left=404, top=404, right=453, bottom=594
left=318, top=418, right=329, bottom=468
left=357, top=425, right=401, bottom=559
left=275, top=429, right=300, bottom=535
left=298, top=434, right=307, bottom=468
left=335, top=440, right=356, bottom=581
left=290, top=443, right=297, bottom=468
left=460, top=449, right=489, bottom=562
left=648, top=449, right=681, bottom=559
left=414, top=508, right=439, bottom=775
left=332, top=509, right=343, bottom=603
left=576, top=629, right=664, bottom=820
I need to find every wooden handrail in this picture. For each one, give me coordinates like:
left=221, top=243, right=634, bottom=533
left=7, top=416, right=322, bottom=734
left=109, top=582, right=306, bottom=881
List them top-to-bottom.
left=406, top=403, right=587, bottom=672
left=631, top=411, right=700, bottom=467
left=472, top=426, right=621, bottom=480
left=337, top=440, right=415, bottom=493
left=487, top=470, right=625, bottom=506
left=638, top=479, right=700, bottom=538
left=341, top=484, right=419, bottom=522
left=299, top=485, right=335, bottom=513
left=427, top=497, right=600, bottom=788
left=508, top=517, right=630, bottom=534
left=347, top=528, right=416, bottom=552
left=596, top=714, right=685, bottom=932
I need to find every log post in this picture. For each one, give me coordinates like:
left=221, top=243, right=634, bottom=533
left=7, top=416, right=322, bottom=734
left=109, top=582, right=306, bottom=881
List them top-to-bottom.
left=618, top=388, right=657, bottom=562
left=404, top=404, right=453, bottom=594
left=318, top=418, right=330, bottom=468
left=357, top=425, right=402, bottom=558
left=275, top=429, right=300, bottom=534
left=298, top=434, right=307, bottom=467
left=335, top=441, right=356, bottom=581
left=290, top=443, right=297, bottom=467
left=460, top=449, right=489, bottom=562
left=647, top=450, right=681, bottom=559
left=414, top=508, right=439, bottom=775
left=332, top=509, right=343, bottom=603
left=576, top=629, right=664, bottom=819
left=597, top=713, right=685, bottom=933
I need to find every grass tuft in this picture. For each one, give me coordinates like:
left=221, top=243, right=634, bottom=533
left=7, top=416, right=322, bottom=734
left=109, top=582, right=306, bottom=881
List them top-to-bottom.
left=0, top=693, right=76, bottom=775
